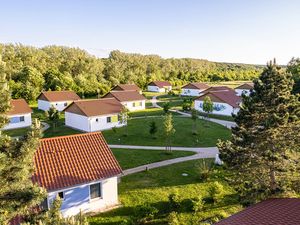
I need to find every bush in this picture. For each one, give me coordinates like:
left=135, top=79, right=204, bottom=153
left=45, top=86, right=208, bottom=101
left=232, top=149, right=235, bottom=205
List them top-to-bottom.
left=168, top=90, right=176, bottom=96
left=182, top=99, right=192, bottom=111
left=163, top=102, right=171, bottom=113
left=195, top=159, right=214, bottom=181
left=208, top=181, right=225, bottom=203
left=168, top=192, right=181, bottom=210
left=191, top=196, right=204, bottom=212
left=134, top=204, right=159, bottom=221
left=167, top=211, right=180, bottom=225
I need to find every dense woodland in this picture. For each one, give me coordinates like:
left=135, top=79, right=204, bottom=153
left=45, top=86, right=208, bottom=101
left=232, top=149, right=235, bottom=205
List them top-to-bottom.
left=0, top=44, right=263, bottom=102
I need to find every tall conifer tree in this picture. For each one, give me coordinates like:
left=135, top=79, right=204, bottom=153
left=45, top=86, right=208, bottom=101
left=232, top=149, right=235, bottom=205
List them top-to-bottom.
left=218, top=60, right=300, bottom=203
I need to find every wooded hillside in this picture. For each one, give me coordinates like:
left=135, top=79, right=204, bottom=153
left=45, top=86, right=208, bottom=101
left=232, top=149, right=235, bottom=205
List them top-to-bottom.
left=0, top=44, right=262, bottom=101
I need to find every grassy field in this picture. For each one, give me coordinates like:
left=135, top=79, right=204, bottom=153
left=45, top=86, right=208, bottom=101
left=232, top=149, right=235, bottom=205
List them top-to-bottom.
left=129, top=108, right=179, bottom=117
left=102, top=117, right=231, bottom=147
left=111, top=148, right=195, bottom=170
left=88, top=159, right=242, bottom=225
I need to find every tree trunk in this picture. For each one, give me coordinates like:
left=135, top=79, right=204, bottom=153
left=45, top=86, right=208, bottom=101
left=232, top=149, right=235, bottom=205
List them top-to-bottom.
left=269, top=169, right=277, bottom=192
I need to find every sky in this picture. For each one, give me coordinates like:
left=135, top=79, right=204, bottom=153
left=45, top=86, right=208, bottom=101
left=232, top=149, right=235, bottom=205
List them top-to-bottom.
left=0, top=0, right=300, bottom=64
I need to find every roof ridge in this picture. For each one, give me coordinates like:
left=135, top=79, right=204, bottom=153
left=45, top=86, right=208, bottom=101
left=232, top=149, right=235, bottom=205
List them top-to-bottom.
left=41, top=132, right=102, bottom=141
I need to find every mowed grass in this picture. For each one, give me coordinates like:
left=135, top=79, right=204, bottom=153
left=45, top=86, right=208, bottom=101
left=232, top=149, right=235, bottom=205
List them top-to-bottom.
left=129, top=108, right=179, bottom=117
left=102, top=117, right=231, bottom=147
left=111, top=148, right=195, bottom=170
left=88, top=159, right=242, bottom=225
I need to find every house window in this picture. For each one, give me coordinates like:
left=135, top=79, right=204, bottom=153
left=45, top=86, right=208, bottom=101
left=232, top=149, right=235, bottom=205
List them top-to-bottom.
left=139, top=101, right=142, bottom=106
left=64, top=102, right=68, bottom=107
left=132, top=102, right=136, bottom=107
left=56, top=103, right=58, bottom=106
left=10, top=116, right=25, bottom=123
left=20, top=116, right=25, bottom=122
left=107, top=117, right=111, bottom=123
left=96, top=118, right=99, bottom=122
left=90, top=183, right=101, bottom=199
left=58, top=191, right=64, bottom=200
left=40, top=198, right=48, bottom=211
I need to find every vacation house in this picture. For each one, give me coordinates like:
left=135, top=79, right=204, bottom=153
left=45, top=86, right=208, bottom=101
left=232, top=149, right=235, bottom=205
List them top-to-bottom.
left=147, top=81, right=172, bottom=93
left=181, top=82, right=210, bottom=96
left=235, top=82, right=254, bottom=96
left=111, top=84, right=142, bottom=94
left=37, top=91, right=81, bottom=112
left=64, top=98, right=125, bottom=132
left=32, top=132, right=123, bottom=217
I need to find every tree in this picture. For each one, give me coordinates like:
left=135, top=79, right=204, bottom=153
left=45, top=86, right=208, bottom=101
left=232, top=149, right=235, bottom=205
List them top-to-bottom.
left=287, top=57, right=300, bottom=94
left=0, top=60, right=11, bottom=127
left=218, top=60, right=300, bottom=204
left=203, top=96, right=213, bottom=120
left=163, top=102, right=171, bottom=114
left=45, top=106, right=60, bottom=131
left=119, top=106, right=130, bottom=137
left=191, top=109, right=198, bottom=135
left=164, top=113, right=176, bottom=152
left=149, top=121, right=158, bottom=139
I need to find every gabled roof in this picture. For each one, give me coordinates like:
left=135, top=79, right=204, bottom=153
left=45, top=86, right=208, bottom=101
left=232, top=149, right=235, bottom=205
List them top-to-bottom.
left=148, top=81, right=172, bottom=88
left=182, top=82, right=210, bottom=90
left=235, top=82, right=254, bottom=90
left=112, top=84, right=141, bottom=92
left=200, top=86, right=235, bottom=95
left=196, top=90, right=241, bottom=108
left=38, top=91, right=81, bottom=102
left=104, top=91, right=146, bottom=102
left=65, top=98, right=123, bottom=117
left=8, top=99, right=32, bottom=115
left=32, top=132, right=122, bottom=192
left=216, top=198, right=300, bottom=225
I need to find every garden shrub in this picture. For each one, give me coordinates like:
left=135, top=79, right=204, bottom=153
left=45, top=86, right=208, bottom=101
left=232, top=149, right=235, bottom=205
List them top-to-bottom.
left=196, top=159, right=214, bottom=181
left=208, top=181, right=225, bottom=203
left=168, top=192, right=181, bottom=210
left=191, top=196, right=204, bottom=212
left=134, top=204, right=159, bottom=223
left=167, top=211, right=180, bottom=225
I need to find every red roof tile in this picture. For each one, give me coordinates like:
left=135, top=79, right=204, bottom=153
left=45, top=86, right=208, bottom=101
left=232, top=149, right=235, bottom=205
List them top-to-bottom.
left=148, top=81, right=172, bottom=88
left=182, top=82, right=210, bottom=90
left=235, top=82, right=254, bottom=90
left=112, top=84, right=141, bottom=92
left=200, top=86, right=235, bottom=95
left=38, top=91, right=81, bottom=102
left=104, top=91, right=146, bottom=102
left=65, top=98, right=123, bottom=117
left=8, top=99, right=32, bottom=115
left=32, top=133, right=122, bottom=191
left=215, top=198, right=300, bottom=225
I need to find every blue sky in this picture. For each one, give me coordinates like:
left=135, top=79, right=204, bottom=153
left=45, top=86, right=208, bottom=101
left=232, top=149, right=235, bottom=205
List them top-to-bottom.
left=1, top=0, right=300, bottom=64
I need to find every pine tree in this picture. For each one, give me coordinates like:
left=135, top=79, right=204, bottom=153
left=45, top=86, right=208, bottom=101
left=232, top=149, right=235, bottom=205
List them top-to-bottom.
left=218, top=60, right=300, bottom=203
left=0, top=71, right=46, bottom=224
left=149, top=121, right=158, bottom=139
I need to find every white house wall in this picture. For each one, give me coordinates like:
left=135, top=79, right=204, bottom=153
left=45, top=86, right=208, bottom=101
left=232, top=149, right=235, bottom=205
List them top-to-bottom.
left=147, top=86, right=171, bottom=93
left=181, top=88, right=205, bottom=96
left=235, top=89, right=251, bottom=96
left=38, top=100, right=73, bottom=112
left=122, top=100, right=145, bottom=111
left=194, top=100, right=239, bottom=116
left=65, top=112, right=125, bottom=132
left=2, top=113, right=32, bottom=130
left=47, top=177, right=119, bottom=217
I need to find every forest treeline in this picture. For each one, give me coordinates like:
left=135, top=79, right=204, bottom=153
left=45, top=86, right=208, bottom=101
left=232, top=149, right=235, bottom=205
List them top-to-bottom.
left=0, top=43, right=281, bottom=102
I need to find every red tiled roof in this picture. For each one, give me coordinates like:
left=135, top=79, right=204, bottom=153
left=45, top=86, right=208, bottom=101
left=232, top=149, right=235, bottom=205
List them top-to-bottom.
left=148, top=81, right=172, bottom=88
left=182, top=82, right=210, bottom=90
left=235, top=82, right=254, bottom=90
left=112, top=84, right=141, bottom=92
left=200, top=86, right=235, bottom=95
left=196, top=90, right=241, bottom=108
left=38, top=91, right=81, bottom=102
left=104, top=91, right=146, bottom=102
left=65, top=98, right=123, bottom=117
left=8, top=99, right=32, bottom=115
left=32, top=132, right=122, bottom=191
left=215, top=198, right=300, bottom=225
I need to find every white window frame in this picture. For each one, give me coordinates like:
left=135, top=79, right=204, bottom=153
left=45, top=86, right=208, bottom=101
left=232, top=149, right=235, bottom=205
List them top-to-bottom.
left=89, top=182, right=102, bottom=201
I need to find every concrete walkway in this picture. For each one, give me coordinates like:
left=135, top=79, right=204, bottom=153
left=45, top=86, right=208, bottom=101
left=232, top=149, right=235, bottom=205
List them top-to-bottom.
left=41, top=122, right=50, bottom=132
left=109, top=144, right=218, bottom=176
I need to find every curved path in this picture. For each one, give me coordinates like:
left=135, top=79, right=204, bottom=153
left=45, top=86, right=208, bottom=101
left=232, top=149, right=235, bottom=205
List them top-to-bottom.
left=114, top=95, right=233, bottom=176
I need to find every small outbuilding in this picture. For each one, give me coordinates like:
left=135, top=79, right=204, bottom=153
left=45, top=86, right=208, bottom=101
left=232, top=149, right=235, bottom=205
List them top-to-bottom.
left=147, top=81, right=172, bottom=93
left=181, top=82, right=210, bottom=96
left=235, top=82, right=254, bottom=96
left=37, top=91, right=81, bottom=112
left=103, top=91, right=146, bottom=111
left=65, top=98, right=125, bottom=132
left=3, top=99, right=32, bottom=130
left=32, top=132, right=123, bottom=217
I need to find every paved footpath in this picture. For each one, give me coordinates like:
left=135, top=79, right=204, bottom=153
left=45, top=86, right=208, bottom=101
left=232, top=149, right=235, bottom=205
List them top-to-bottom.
left=109, top=144, right=218, bottom=176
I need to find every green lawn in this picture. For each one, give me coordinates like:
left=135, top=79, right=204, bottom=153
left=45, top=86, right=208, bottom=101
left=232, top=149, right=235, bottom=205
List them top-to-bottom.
left=129, top=108, right=180, bottom=117
left=102, top=117, right=231, bottom=147
left=3, top=127, right=31, bottom=137
left=111, top=148, right=195, bottom=170
left=88, top=159, right=242, bottom=224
